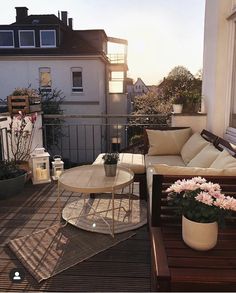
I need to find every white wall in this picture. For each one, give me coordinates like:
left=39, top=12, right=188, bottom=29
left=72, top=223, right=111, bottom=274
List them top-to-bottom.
left=202, top=0, right=234, bottom=136
left=0, top=57, right=106, bottom=115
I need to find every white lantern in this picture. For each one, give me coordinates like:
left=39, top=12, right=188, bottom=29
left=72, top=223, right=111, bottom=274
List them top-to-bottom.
left=30, top=148, right=51, bottom=185
left=52, top=155, right=64, bottom=180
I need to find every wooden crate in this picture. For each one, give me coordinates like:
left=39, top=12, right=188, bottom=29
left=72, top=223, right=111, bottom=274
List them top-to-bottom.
left=7, top=95, right=41, bottom=114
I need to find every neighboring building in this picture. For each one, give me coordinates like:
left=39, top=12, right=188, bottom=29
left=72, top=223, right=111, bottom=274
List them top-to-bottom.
left=202, top=0, right=236, bottom=142
left=0, top=7, right=128, bottom=117
left=0, top=7, right=128, bottom=161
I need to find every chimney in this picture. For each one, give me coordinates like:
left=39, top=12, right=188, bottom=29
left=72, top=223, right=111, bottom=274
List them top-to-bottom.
left=15, top=7, right=28, bottom=22
left=61, top=11, right=68, bottom=26
left=68, top=18, right=73, bottom=29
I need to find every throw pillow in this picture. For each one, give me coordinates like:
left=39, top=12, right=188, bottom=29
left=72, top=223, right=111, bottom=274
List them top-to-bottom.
left=146, top=128, right=192, bottom=155
left=181, top=132, right=209, bottom=164
left=187, top=144, right=221, bottom=168
left=210, top=149, right=236, bottom=168
left=153, top=163, right=236, bottom=176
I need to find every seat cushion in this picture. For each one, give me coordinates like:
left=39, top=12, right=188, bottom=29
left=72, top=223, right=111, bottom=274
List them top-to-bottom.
left=146, top=128, right=192, bottom=155
left=181, top=132, right=209, bottom=164
left=187, top=144, right=221, bottom=168
left=210, top=149, right=236, bottom=168
left=93, top=153, right=145, bottom=174
left=145, top=154, right=185, bottom=168
left=152, top=164, right=236, bottom=176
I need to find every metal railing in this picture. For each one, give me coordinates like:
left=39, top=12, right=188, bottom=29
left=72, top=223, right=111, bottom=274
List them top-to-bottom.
left=43, top=114, right=171, bottom=167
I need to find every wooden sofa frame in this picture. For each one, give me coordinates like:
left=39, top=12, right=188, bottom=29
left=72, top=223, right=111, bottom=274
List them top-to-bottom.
left=148, top=129, right=236, bottom=291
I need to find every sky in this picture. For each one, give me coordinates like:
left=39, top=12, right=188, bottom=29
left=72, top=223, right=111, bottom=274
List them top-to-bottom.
left=0, top=0, right=205, bottom=85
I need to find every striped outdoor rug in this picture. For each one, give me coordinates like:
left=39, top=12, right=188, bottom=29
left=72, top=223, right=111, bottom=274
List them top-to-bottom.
left=8, top=224, right=135, bottom=283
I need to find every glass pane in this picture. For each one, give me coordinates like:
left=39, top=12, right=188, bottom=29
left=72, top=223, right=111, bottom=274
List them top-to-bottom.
left=0, top=31, right=13, bottom=46
left=20, top=31, right=34, bottom=47
left=41, top=31, right=55, bottom=46
left=40, top=71, right=52, bottom=87
left=73, top=71, right=82, bottom=87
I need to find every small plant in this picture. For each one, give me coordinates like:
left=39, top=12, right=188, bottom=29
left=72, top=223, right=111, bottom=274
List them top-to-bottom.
left=11, top=87, right=38, bottom=97
left=172, top=94, right=185, bottom=104
left=8, top=111, right=37, bottom=163
left=102, top=153, right=119, bottom=164
left=0, top=160, right=25, bottom=180
left=166, top=177, right=236, bottom=225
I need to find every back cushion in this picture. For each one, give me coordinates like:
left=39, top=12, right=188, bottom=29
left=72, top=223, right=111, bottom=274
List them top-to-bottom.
left=146, top=128, right=192, bottom=155
left=181, top=132, right=209, bottom=164
left=187, top=144, right=221, bottom=168
left=210, top=149, right=236, bottom=168
left=153, top=163, right=236, bottom=176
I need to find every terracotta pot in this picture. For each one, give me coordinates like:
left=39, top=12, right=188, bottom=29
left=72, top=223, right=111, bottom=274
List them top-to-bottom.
left=104, top=163, right=117, bottom=177
left=182, top=215, right=218, bottom=251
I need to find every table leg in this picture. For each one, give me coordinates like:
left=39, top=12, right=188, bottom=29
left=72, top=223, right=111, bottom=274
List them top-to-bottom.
left=57, top=181, right=61, bottom=222
left=112, top=191, right=115, bottom=238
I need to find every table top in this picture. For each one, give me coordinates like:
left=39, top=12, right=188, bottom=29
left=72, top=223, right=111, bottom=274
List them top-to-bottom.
left=58, top=165, right=134, bottom=193
left=151, top=224, right=236, bottom=291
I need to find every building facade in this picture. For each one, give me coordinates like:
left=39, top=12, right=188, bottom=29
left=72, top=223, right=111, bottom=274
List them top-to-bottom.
left=202, top=0, right=236, bottom=142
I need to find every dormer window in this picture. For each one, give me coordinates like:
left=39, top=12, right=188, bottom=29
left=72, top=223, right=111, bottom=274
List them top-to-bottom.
left=0, top=30, right=14, bottom=48
left=19, top=30, right=35, bottom=47
left=40, top=30, right=56, bottom=48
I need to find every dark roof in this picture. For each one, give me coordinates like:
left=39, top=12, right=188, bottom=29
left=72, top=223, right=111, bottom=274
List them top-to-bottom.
left=0, top=14, right=108, bottom=58
left=11, top=14, right=67, bottom=27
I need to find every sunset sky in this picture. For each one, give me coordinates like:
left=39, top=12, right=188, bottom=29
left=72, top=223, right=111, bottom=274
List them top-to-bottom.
left=1, top=0, right=205, bottom=85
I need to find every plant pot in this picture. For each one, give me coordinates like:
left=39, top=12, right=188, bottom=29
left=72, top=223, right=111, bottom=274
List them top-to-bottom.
left=172, top=104, right=183, bottom=113
left=104, top=163, right=117, bottom=177
left=0, top=170, right=27, bottom=200
left=182, top=215, right=218, bottom=251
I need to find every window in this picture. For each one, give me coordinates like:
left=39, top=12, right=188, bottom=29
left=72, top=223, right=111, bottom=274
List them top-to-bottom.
left=0, top=30, right=14, bottom=47
left=19, top=30, right=35, bottom=47
left=40, top=30, right=56, bottom=47
left=39, top=67, right=52, bottom=92
left=71, top=68, right=83, bottom=92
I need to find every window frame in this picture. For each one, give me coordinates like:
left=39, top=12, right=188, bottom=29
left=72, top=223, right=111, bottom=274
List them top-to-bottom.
left=0, top=30, right=14, bottom=48
left=19, top=30, right=35, bottom=48
left=40, top=30, right=56, bottom=48
left=71, top=67, right=83, bottom=93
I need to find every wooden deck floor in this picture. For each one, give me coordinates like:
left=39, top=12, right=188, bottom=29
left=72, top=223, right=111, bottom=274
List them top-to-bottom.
left=0, top=182, right=151, bottom=292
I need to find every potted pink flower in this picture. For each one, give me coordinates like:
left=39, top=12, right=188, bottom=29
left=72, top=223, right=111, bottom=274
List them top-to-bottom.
left=167, top=177, right=236, bottom=251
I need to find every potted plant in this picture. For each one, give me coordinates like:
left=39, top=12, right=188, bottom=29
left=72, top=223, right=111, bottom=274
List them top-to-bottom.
left=183, top=90, right=202, bottom=113
left=172, top=95, right=185, bottom=113
left=102, top=153, right=119, bottom=177
left=0, top=160, right=27, bottom=199
left=166, top=177, right=236, bottom=251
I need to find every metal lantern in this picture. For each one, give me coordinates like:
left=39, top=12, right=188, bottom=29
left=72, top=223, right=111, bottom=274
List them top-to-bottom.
left=30, top=148, right=51, bottom=185
left=52, top=155, right=64, bottom=180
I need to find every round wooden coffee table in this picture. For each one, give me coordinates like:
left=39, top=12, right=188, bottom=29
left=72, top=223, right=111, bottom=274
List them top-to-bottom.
left=58, top=165, right=134, bottom=237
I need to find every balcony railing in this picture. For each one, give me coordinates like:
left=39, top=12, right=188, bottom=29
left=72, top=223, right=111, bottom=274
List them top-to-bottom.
left=42, top=114, right=170, bottom=167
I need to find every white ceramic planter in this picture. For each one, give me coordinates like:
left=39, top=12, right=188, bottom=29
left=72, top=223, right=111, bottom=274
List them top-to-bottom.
left=172, top=104, right=183, bottom=113
left=104, top=163, right=117, bottom=177
left=182, top=215, right=218, bottom=251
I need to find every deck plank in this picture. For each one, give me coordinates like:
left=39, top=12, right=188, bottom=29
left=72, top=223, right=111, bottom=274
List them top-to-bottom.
left=0, top=182, right=151, bottom=292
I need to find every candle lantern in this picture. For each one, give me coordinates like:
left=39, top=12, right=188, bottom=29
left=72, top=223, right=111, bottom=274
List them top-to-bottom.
left=30, top=148, right=51, bottom=185
left=52, top=155, right=64, bottom=180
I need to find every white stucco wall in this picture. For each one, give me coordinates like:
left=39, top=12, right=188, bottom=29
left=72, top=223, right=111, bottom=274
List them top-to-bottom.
left=202, top=0, right=234, bottom=136
left=0, top=57, right=106, bottom=115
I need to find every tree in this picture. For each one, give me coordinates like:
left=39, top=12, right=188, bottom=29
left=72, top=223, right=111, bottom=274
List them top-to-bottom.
left=158, top=66, right=202, bottom=112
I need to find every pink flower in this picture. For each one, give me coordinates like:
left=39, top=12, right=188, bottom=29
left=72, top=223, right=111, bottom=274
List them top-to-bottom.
left=195, top=191, right=214, bottom=206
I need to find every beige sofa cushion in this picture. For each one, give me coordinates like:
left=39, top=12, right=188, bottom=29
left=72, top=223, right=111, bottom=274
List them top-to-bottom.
left=146, top=128, right=192, bottom=155
left=181, top=133, right=209, bottom=164
left=187, top=144, right=221, bottom=168
left=210, top=149, right=236, bottom=169
left=93, top=153, right=145, bottom=174
left=145, top=154, right=185, bottom=168
left=152, top=164, right=236, bottom=176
